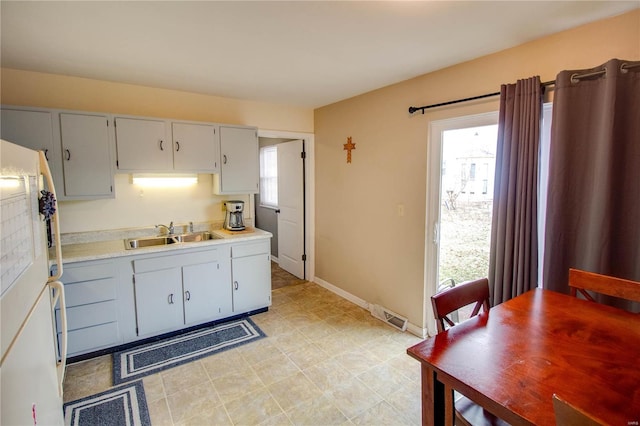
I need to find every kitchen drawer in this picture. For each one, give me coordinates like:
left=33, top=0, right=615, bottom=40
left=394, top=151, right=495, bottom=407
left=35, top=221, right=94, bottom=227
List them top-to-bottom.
left=231, top=240, right=270, bottom=258
left=133, top=248, right=219, bottom=273
left=60, top=261, right=115, bottom=283
left=63, top=277, right=117, bottom=307
left=56, top=300, right=117, bottom=331
left=60, top=321, right=120, bottom=356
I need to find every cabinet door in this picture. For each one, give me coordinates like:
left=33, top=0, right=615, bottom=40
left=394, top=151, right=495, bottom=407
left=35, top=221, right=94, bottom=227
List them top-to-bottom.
left=0, top=108, right=61, bottom=188
left=0, top=109, right=55, bottom=156
left=59, top=113, right=114, bottom=197
left=115, top=117, right=171, bottom=171
left=172, top=123, right=219, bottom=172
left=216, top=126, right=259, bottom=194
left=231, top=254, right=271, bottom=313
left=182, top=261, right=231, bottom=324
left=134, top=268, right=183, bottom=336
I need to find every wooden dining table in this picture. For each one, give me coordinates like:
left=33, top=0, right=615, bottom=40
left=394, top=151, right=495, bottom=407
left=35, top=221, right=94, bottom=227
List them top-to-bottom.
left=407, top=288, right=640, bottom=425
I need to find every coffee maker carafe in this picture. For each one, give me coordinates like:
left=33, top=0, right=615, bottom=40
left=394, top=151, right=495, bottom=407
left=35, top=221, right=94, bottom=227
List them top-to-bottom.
left=224, top=200, right=246, bottom=231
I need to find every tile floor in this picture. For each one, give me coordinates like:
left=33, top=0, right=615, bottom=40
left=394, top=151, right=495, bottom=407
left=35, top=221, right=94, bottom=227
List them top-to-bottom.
left=63, top=265, right=424, bottom=425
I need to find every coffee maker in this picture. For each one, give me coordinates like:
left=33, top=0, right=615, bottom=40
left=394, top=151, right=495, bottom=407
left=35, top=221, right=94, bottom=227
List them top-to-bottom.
left=223, top=200, right=246, bottom=231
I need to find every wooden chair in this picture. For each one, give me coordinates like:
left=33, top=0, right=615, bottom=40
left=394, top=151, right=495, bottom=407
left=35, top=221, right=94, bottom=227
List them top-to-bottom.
left=568, top=268, right=640, bottom=304
left=431, top=277, right=490, bottom=332
left=431, top=278, right=507, bottom=426
left=553, top=394, right=605, bottom=426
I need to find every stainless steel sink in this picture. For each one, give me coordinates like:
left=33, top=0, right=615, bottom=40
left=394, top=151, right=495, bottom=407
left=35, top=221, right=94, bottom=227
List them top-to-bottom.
left=125, top=231, right=217, bottom=250
left=178, top=231, right=215, bottom=243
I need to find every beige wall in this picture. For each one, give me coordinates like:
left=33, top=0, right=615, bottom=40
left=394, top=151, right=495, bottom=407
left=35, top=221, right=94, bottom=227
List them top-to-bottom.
left=314, top=10, right=640, bottom=330
left=0, top=69, right=314, bottom=233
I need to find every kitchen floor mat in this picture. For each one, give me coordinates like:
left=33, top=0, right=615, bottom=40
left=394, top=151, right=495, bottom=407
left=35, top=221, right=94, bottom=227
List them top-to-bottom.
left=112, top=316, right=265, bottom=385
left=63, top=380, right=150, bottom=426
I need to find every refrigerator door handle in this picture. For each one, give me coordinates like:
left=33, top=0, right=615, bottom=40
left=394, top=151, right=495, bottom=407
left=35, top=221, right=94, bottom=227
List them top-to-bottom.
left=39, top=151, right=63, bottom=282
left=49, top=280, right=67, bottom=397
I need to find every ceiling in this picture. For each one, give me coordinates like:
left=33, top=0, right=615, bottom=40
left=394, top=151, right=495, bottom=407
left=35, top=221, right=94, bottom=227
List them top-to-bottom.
left=1, top=1, right=638, bottom=109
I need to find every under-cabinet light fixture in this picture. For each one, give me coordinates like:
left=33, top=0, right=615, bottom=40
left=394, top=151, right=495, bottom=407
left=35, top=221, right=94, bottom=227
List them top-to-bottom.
left=131, top=174, right=198, bottom=188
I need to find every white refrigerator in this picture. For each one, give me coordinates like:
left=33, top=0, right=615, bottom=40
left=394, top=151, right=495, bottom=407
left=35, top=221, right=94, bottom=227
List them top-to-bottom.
left=1, top=140, right=67, bottom=425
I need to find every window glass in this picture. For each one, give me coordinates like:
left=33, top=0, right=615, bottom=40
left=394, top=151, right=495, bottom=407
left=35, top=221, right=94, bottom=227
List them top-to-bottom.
left=260, top=146, right=278, bottom=207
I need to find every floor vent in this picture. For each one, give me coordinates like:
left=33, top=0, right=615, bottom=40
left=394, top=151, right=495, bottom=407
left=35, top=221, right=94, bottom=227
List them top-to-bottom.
left=370, top=304, right=408, bottom=332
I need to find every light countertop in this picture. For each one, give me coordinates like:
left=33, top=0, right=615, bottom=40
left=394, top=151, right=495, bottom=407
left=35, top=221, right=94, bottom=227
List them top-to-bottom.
left=51, top=227, right=272, bottom=264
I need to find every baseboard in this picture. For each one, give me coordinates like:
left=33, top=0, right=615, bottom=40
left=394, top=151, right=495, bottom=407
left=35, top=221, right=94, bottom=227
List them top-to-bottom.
left=270, top=256, right=279, bottom=264
left=312, top=276, right=426, bottom=338
left=313, top=276, right=368, bottom=309
left=406, top=322, right=428, bottom=339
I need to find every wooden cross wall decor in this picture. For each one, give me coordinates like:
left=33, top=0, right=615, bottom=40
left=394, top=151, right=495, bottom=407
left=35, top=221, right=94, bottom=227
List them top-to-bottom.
left=343, top=137, right=356, bottom=163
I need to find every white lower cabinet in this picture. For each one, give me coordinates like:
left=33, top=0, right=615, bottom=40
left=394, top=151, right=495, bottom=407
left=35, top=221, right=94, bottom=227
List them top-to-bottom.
left=57, top=236, right=271, bottom=357
left=231, top=240, right=272, bottom=313
left=132, top=247, right=231, bottom=337
left=54, top=260, right=121, bottom=357
left=183, top=261, right=231, bottom=323
left=132, top=267, right=184, bottom=336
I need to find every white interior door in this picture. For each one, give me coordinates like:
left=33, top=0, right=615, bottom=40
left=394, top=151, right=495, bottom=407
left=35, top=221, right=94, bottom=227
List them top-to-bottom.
left=277, top=140, right=305, bottom=279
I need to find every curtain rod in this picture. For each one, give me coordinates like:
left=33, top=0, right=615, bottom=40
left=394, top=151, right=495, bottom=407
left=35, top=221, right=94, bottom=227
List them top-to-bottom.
left=408, top=62, right=640, bottom=115
left=408, top=81, right=555, bottom=115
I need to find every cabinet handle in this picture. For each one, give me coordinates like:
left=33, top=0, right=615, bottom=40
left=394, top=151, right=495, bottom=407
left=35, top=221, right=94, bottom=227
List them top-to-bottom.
left=160, top=140, right=164, bottom=151
left=176, top=141, right=180, bottom=152
left=43, top=149, right=49, bottom=161
left=65, top=149, right=71, bottom=161
left=223, top=155, right=228, bottom=164
left=234, top=281, right=239, bottom=290
left=185, top=290, right=190, bottom=301
left=168, top=293, right=174, bottom=304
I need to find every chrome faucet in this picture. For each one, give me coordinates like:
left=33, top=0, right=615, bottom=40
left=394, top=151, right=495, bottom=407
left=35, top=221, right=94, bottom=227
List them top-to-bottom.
left=156, top=221, right=174, bottom=235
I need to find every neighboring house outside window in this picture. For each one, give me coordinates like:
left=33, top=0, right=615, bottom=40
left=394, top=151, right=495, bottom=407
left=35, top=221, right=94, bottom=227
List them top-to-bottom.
left=260, top=146, right=278, bottom=208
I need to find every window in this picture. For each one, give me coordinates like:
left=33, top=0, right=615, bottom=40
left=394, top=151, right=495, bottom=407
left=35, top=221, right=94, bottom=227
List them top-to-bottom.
left=259, top=146, right=278, bottom=207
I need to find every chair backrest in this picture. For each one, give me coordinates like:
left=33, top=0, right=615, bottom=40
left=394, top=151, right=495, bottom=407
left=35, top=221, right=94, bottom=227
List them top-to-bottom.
left=568, top=268, right=640, bottom=303
left=431, top=278, right=490, bottom=333
left=552, top=394, right=605, bottom=426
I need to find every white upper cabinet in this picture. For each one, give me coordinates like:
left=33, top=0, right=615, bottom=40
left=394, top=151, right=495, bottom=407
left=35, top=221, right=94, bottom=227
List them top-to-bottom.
left=0, top=106, right=114, bottom=200
left=0, top=108, right=61, bottom=189
left=1, top=108, right=55, bottom=157
left=59, top=113, right=114, bottom=198
left=114, top=117, right=171, bottom=171
left=115, top=117, right=219, bottom=173
left=172, top=122, right=219, bottom=172
left=214, top=125, right=259, bottom=194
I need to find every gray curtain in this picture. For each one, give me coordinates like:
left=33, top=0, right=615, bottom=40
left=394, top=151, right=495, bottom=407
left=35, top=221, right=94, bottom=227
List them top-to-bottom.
left=543, top=59, right=640, bottom=312
left=489, top=76, right=542, bottom=305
